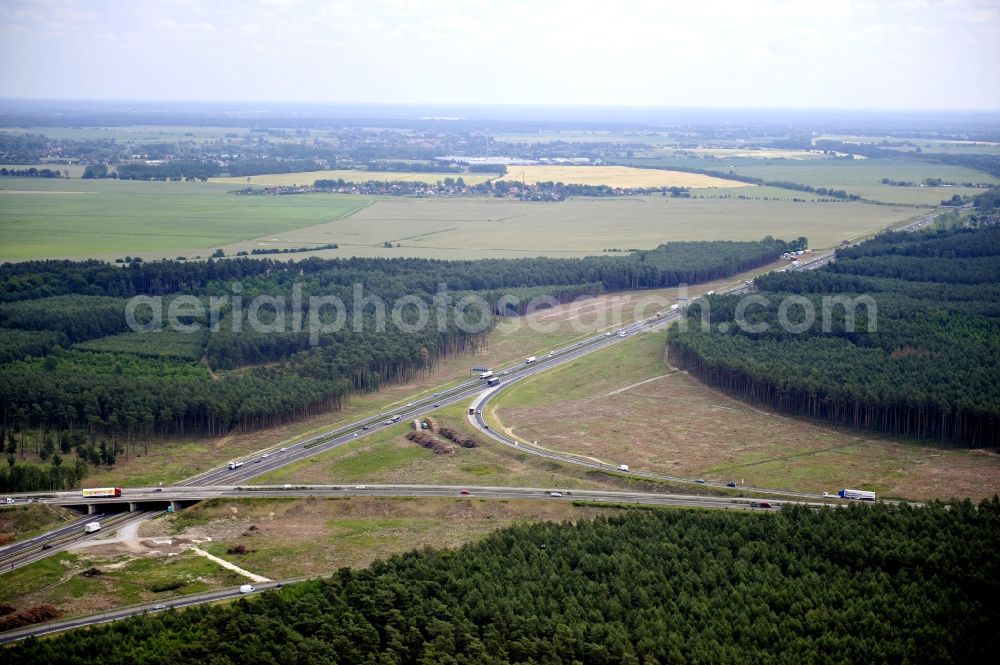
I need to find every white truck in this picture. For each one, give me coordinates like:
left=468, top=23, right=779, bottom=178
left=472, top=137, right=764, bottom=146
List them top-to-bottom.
left=525, top=356, right=536, bottom=364
left=480, top=370, right=494, bottom=379
left=228, top=460, right=244, bottom=470
left=617, top=464, right=629, bottom=472
left=838, top=488, right=876, bottom=501
left=84, top=521, right=101, bottom=534
left=239, top=584, right=256, bottom=594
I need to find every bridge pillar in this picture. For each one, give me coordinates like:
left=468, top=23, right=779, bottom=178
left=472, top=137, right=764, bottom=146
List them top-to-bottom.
left=170, top=501, right=180, bottom=513
left=129, top=502, right=138, bottom=512
left=87, top=503, right=96, bottom=515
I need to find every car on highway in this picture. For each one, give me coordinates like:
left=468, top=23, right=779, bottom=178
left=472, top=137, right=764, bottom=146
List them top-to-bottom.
left=405, top=403, right=413, bottom=407
left=433, top=403, right=440, bottom=408
left=477, top=410, right=482, bottom=415
left=383, top=419, right=392, bottom=425
left=362, top=425, right=369, bottom=430
left=483, top=425, right=489, bottom=430
left=279, top=447, right=287, bottom=453
left=261, top=453, right=269, bottom=459
left=695, top=479, right=706, bottom=484
left=726, top=482, right=737, bottom=488
left=356, top=485, right=366, bottom=490
left=153, top=488, right=162, bottom=493
left=460, top=489, right=471, bottom=495
left=549, top=492, right=563, bottom=498
left=41, top=543, right=53, bottom=550
left=275, top=583, right=285, bottom=589
left=152, top=604, right=168, bottom=611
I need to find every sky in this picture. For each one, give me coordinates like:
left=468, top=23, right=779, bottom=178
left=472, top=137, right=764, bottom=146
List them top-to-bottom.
left=1, top=0, right=998, bottom=110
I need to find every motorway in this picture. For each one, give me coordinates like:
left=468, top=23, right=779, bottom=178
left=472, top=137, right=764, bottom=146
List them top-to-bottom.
left=149, top=209, right=944, bottom=494
left=1, top=210, right=939, bottom=641
left=26, top=483, right=826, bottom=509
left=0, top=484, right=810, bottom=644
left=0, top=511, right=156, bottom=573
left=0, top=578, right=292, bottom=645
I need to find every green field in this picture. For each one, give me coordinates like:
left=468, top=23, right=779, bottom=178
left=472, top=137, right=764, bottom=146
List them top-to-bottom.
left=817, top=135, right=1000, bottom=156
left=622, top=156, right=998, bottom=205
left=1, top=166, right=927, bottom=262
left=0, top=177, right=371, bottom=260
left=219, top=195, right=920, bottom=259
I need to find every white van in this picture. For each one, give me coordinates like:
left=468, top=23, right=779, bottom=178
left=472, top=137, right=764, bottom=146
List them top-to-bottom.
left=239, top=584, right=256, bottom=594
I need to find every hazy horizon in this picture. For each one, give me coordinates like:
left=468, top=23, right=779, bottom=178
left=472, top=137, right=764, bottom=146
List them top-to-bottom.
left=1, top=0, right=998, bottom=111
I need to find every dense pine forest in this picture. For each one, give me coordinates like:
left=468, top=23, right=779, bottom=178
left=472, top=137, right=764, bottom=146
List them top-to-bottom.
left=667, top=226, right=1000, bottom=447
left=0, top=238, right=796, bottom=490
left=7, top=501, right=998, bottom=663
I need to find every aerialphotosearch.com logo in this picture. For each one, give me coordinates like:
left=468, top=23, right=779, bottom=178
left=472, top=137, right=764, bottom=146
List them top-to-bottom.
left=124, top=282, right=877, bottom=341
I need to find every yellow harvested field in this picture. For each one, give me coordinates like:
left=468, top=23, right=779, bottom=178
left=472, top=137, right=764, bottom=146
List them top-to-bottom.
left=497, top=165, right=751, bottom=188
left=212, top=169, right=497, bottom=187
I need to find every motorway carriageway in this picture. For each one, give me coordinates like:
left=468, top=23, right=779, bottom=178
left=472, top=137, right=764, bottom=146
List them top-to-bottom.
left=1, top=220, right=941, bottom=641
left=191, top=221, right=935, bottom=499
left=182, top=268, right=776, bottom=491
left=0, top=485, right=816, bottom=644
left=0, top=511, right=158, bottom=574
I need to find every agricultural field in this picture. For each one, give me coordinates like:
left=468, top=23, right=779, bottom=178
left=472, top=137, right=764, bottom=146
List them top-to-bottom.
left=817, top=134, right=1000, bottom=156
left=621, top=155, right=999, bottom=205
left=496, top=165, right=749, bottom=188
left=2, top=168, right=925, bottom=263
left=211, top=169, right=496, bottom=187
left=0, top=177, right=371, bottom=261
left=221, top=195, right=919, bottom=260
left=486, top=331, right=1000, bottom=501
left=0, top=497, right=620, bottom=622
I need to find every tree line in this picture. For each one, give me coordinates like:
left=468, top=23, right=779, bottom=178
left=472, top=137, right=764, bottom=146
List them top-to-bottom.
left=0, top=167, right=65, bottom=178
left=667, top=226, right=1000, bottom=447
left=0, top=238, right=796, bottom=449
left=0, top=238, right=800, bottom=303
left=5, top=500, right=998, bottom=662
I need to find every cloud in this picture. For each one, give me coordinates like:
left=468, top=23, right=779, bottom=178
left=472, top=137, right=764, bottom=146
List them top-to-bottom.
left=0, top=0, right=996, bottom=109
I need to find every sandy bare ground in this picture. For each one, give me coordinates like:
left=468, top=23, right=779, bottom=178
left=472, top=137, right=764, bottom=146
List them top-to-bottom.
left=497, top=365, right=1000, bottom=500
left=70, top=516, right=151, bottom=553
left=188, top=546, right=270, bottom=582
